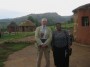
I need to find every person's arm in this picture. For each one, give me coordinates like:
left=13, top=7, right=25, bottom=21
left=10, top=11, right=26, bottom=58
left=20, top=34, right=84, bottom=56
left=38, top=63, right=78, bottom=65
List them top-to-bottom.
left=35, top=27, right=43, bottom=46
left=44, top=28, right=52, bottom=46
left=51, top=31, right=55, bottom=47
left=51, top=31, right=55, bottom=50
left=64, top=31, right=71, bottom=48
left=69, top=34, right=74, bottom=46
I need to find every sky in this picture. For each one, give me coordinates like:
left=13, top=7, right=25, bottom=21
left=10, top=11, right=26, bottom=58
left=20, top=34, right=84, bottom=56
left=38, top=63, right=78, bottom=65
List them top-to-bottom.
left=0, top=0, right=90, bottom=19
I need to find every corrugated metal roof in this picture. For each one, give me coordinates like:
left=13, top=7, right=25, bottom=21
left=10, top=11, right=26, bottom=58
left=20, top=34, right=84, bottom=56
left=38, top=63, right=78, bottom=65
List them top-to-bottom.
left=73, top=3, right=90, bottom=13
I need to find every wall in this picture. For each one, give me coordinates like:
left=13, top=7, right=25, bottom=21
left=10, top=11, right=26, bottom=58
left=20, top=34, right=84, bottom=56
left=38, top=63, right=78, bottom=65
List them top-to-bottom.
left=74, top=9, right=90, bottom=45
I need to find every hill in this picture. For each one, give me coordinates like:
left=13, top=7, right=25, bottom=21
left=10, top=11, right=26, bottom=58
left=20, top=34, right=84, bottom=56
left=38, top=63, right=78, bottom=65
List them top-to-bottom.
left=0, top=12, right=72, bottom=28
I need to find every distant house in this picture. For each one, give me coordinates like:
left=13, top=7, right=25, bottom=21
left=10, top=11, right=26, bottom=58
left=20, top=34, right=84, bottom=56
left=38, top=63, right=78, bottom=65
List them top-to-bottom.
left=73, top=3, right=90, bottom=45
left=19, top=20, right=36, bottom=32
left=7, top=21, right=18, bottom=33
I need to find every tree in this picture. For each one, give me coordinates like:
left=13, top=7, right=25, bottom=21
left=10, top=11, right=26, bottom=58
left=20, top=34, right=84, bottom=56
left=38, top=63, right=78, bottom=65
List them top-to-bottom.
left=28, top=16, right=39, bottom=26
left=28, top=16, right=35, bottom=22
left=47, top=18, right=55, bottom=26
left=67, top=18, right=74, bottom=23
left=0, top=28, right=1, bottom=38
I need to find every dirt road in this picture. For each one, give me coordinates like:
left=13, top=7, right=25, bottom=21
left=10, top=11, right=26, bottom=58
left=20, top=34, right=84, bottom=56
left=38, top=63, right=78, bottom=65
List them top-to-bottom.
left=4, top=43, right=90, bottom=67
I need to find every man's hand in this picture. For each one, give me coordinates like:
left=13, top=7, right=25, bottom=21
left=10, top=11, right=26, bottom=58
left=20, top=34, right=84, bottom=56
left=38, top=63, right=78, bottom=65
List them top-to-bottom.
left=41, top=44, right=48, bottom=48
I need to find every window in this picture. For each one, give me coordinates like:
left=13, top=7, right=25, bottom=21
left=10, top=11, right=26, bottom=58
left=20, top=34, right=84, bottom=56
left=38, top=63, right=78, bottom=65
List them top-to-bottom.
left=82, top=16, right=89, bottom=26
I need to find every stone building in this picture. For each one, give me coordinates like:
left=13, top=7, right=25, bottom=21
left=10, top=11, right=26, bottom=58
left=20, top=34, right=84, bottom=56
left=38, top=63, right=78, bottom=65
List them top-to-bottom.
left=73, top=3, right=90, bottom=45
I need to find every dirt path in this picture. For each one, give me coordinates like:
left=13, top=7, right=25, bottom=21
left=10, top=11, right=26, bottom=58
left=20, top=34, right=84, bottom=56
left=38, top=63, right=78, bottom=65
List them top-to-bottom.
left=11, top=36, right=35, bottom=43
left=4, top=43, right=90, bottom=67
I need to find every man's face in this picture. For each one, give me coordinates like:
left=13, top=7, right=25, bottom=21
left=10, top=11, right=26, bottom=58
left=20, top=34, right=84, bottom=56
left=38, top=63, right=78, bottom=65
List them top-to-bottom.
left=41, top=20, right=47, bottom=26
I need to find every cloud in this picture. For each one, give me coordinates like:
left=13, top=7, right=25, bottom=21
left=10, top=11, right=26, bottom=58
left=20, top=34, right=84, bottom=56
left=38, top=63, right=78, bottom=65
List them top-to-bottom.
left=0, top=0, right=90, bottom=19
left=0, top=9, right=27, bottom=19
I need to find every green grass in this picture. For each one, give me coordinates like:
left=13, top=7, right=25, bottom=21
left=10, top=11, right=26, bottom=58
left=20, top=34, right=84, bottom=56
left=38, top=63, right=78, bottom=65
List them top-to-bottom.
left=49, top=22, right=74, bottom=31
left=61, top=22, right=74, bottom=29
left=0, top=32, right=35, bottom=43
left=0, top=32, right=34, bottom=67
left=3, top=42, right=31, bottom=51
left=0, top=43, right=31, bottom=67
left=0, top=62, right=4, bottom=67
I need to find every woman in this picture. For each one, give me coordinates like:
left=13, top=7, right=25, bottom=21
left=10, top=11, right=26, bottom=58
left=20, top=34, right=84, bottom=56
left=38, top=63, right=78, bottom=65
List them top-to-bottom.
left=51, top=23, right=71, bottom=67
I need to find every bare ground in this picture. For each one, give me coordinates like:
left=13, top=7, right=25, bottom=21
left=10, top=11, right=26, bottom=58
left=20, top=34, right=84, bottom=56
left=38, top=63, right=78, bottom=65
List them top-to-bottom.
left=4, top=37, right=90, bottom=67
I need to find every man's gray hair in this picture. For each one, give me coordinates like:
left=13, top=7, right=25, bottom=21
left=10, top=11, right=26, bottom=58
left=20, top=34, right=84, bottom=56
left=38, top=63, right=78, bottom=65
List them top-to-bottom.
left=41, top=18, right=47, bottom=21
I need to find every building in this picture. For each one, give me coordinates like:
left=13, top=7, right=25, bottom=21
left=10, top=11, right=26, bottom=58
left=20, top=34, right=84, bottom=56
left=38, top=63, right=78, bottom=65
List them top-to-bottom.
left=73, top=3, right=90, bottom=45
left=19, top=20, right=36, bottom=32
left=7, top=21, right=18, bottom=33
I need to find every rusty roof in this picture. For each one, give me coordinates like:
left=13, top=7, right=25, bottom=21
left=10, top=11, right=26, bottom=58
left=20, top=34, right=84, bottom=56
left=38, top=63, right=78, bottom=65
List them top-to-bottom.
left=73, top=3, right=90, bottom=13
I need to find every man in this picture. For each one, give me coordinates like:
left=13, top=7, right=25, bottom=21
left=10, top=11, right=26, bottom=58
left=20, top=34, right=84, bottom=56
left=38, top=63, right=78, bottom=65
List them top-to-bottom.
left=35, top=18, right=52, bottom=67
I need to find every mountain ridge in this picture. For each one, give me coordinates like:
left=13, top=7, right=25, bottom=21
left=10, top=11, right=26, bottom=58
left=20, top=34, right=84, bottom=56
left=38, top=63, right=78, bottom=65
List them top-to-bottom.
left=0, top=12, right=72, bottom=28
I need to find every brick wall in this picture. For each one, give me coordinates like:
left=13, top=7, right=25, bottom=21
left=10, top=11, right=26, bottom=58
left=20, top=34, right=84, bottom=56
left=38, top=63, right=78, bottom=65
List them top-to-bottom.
left=74, top=9, right=90, bottom=45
